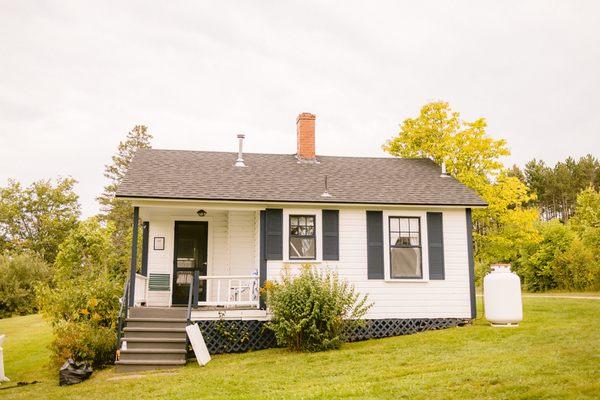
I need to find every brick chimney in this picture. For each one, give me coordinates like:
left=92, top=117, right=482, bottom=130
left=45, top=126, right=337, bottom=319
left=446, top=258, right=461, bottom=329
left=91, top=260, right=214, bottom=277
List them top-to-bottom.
left=296, top=112, right=316, bottom=161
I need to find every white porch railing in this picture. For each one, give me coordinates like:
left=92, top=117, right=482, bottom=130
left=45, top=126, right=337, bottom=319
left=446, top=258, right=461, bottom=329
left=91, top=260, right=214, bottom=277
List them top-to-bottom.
left=199, top=275, right=260, bottom=308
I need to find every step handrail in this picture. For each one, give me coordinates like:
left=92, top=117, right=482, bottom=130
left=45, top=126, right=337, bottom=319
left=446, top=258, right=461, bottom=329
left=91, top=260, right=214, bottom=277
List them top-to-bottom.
left=186, top=274, right=194, bottom=325
left=116, top=277, right=130, bottom=351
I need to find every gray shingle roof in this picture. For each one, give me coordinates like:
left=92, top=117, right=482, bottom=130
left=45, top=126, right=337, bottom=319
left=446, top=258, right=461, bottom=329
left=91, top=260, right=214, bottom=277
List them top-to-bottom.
left=115, top=149, right=487, bottom=206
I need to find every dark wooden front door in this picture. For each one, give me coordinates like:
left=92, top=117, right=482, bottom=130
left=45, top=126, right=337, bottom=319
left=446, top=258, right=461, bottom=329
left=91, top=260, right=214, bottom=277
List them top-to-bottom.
left=172, top=221, right=208, bottom=306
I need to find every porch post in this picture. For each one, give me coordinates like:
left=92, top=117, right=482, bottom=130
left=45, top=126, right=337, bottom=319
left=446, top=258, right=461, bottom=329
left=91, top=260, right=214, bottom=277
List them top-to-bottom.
left=128, top=206, right=140, bottom=307
left=193, top=270, right=199, bottom=307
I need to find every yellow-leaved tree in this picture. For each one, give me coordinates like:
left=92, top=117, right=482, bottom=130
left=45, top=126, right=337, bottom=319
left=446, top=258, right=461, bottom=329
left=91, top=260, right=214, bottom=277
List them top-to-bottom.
left=383, top=101, right=540, bottom=281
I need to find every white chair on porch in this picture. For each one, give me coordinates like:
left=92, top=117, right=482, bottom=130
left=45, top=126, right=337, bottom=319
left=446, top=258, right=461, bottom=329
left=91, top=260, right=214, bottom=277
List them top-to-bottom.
left=228, top=270, right=259, bottom=305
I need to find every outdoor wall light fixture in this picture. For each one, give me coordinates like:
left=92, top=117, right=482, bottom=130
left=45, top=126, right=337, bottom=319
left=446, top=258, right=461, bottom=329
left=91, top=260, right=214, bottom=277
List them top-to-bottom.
left=197, top=209, right=207, bottom=217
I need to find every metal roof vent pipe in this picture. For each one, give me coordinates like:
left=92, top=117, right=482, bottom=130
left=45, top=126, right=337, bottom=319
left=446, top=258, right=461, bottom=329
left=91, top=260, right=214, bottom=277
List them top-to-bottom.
left=235, top=134, right=246, bottom=167
left=440, top=161, right=449, bottom=177
left=321, top=176, right=332, bottom=197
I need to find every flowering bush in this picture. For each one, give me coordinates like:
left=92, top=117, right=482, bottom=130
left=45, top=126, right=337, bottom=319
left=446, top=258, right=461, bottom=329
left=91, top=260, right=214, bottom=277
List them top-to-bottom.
left=37, top=218, right=123, bottom=367
left=264, top=265, right=371, bottom=352
left=50, top=320, right=116, bottom=368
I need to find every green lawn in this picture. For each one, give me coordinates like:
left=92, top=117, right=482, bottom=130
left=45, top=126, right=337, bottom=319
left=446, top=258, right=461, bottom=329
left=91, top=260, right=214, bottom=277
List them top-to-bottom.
left=1, top=298, right=599, bottom=399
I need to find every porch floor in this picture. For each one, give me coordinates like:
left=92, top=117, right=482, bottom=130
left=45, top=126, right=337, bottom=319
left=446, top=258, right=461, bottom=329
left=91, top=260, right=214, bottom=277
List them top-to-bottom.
left=134, top=305, right=270, bottom=321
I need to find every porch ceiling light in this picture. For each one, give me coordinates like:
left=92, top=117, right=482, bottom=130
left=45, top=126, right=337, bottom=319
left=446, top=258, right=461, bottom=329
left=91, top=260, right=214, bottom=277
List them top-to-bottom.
left=197, top=209, right=207, bottom=217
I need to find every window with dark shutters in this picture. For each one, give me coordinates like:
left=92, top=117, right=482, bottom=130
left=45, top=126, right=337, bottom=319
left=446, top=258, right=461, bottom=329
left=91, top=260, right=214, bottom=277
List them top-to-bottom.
left=265, top=208, right=283, bottom=260
left=322, top=210, right=339, bottom=260
left=366, top=211, right=384, bottom=279
left=427, top=212, right=445, bottom=280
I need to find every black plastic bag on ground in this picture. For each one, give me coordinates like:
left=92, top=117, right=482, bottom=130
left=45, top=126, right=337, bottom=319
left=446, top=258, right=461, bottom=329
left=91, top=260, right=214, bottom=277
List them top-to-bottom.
left=59, top=359, right=93, bottom=386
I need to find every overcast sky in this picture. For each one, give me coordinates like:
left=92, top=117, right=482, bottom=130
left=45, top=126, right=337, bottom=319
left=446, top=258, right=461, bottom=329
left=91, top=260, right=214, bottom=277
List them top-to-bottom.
left=1, top=1, right=599, bottom=217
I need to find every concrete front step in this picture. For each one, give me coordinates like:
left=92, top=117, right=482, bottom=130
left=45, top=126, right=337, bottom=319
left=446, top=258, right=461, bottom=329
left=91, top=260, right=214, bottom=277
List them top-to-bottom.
left=129, top=307, right=188, bottom=319
left=126, top=318, right=188, bottom=329
left=122, top=327, right=187, bottom=339
left=121, top=337, right=187, bottom=350
left=119, top=349, right=187, bottom=362
left=115, top=360, right=186, bottom=373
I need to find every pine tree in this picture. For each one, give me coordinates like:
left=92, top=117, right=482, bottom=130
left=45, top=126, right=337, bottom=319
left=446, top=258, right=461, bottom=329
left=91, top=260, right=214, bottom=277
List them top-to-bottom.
left=97, top=125, right=152, bottom=273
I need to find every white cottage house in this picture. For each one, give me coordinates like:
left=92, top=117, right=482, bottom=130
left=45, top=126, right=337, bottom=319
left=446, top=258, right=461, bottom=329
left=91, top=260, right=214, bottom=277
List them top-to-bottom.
left=114, top=113, right=486, bottom=371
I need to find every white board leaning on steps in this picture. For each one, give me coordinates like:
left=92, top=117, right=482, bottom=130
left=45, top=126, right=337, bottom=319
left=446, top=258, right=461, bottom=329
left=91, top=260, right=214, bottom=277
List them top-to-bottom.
left=186, top=324, right=211, bottom=366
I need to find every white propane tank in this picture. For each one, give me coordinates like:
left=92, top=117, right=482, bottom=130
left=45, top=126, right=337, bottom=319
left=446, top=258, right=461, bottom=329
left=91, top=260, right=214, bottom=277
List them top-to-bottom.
left=483, top=264, right=523, bottom=327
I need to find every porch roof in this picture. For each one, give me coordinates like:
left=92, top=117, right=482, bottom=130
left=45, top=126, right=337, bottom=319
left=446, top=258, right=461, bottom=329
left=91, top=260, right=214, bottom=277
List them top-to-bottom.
left=116, top=149, right=486, bottom=207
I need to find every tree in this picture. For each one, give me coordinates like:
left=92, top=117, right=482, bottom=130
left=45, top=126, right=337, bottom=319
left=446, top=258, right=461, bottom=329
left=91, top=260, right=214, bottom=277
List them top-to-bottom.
left=383, top=101, right=537, bottom=280
left=383, top=101, right=510, bottom=193
left=383, top=101, right=533, bottom=224
left=97, top=125, right=152, bottom=272
left=522, top=155, right=600, bottom=222
left=0, top=178, right=80, bottom=263
left=570, top=187, right=600, bottom=231
left=53, top=218, right=121, bottom=281
left=0, top=252, right=51, bottom=317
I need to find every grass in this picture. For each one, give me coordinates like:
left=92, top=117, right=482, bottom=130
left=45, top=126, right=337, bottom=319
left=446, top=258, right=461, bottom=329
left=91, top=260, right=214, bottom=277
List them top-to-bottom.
left=0, top=298, right=599, bottom=399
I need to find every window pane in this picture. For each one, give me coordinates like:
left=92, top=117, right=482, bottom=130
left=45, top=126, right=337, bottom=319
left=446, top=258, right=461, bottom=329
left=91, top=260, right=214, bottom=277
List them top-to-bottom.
left=299, top=216, right=306, bottom=226
left=291, top=217, right=298, bottom=227
left=307, top=217, right=314, bottom=227
left=389, top=218, right=399, bottom=232
left=400, top=218, right=409, bottom=232
left=410, top=218, right=420, bottom=233
left=290, top=226, right=299, bottom=235
left=306, top=226, right=315, bottom=236
left=390, top=232, right=399, bottom=246
left=410, top=233, right=419, bottom=246
left=397, top=235, right=411, bottom=246
left=289, top=237, right=316, bottom=259
left=390, top=247, right=421, bottom=278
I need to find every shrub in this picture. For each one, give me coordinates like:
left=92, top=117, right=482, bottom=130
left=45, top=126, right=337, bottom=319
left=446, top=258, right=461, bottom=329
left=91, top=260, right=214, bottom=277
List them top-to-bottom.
left=37, top=218, right=124, bottom=367
left=518, top=221, right=574, bottom=292
left=553, top=238, right=600, bottom=291
left=0, top=252, right=51, bottom=318
left=265, top=265, right=372, bottom=352
left=37, top=271, right=122, bottom=328
left=37, top=272, right=122, bottom=367
left=50, top=321, right=116, bottom=368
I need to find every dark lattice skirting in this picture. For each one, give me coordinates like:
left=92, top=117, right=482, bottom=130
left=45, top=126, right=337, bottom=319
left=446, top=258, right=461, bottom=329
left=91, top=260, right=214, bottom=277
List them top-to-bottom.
left=192, top=318, right=469, bottom=355
left=345, top=318, right=469, bottom=342
left=194, top=320, right=276, bottom=355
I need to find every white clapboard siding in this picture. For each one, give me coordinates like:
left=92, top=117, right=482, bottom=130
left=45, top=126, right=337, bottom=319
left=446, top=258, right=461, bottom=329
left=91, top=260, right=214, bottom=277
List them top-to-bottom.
left=144, top=205, right=471, bottom=318
left=267, top=208, right=471, bottom=319
left=228, top=211, right=258, bottom=276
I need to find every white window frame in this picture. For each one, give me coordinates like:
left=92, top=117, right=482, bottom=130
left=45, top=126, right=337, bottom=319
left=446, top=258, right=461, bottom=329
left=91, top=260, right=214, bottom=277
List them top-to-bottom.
left=283, top=208, right=323, bottom=263
left=383, top=210, right=430, bottom=282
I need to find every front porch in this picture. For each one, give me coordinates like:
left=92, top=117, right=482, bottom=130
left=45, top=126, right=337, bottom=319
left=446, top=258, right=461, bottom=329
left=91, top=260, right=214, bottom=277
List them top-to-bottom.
left=127, top=203, right=269, bottom=320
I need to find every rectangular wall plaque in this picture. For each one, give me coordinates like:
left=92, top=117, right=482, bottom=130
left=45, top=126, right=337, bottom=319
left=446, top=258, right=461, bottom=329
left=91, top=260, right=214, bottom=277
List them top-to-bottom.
left=153, top=237, right=165, bottom=250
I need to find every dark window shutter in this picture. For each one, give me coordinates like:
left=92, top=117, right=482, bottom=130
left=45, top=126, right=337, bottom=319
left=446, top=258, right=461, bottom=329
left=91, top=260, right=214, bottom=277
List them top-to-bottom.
left=265, top=208, right=283, bottom=260
left=466, top=208, right=476, bottom=319
left=259, top=210, right=267, bottom=309
left=322, top=210, right=339, bottom=260
left=366, top=211, right=384, bottom=279
left=427, top=212, right=445, bottom=280
left=141, top=221, right=149, bottom=276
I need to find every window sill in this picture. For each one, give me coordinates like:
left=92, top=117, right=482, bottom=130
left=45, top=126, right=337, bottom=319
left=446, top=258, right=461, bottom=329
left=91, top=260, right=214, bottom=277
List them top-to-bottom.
left=284, top=260, right=323, bottom=264
left=384, top=278, right=430, bottom=283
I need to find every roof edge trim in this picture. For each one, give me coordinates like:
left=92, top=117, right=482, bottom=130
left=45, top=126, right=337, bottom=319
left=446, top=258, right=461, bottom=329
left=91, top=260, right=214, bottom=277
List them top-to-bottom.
left=115, top=194, right=488, bottom=208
